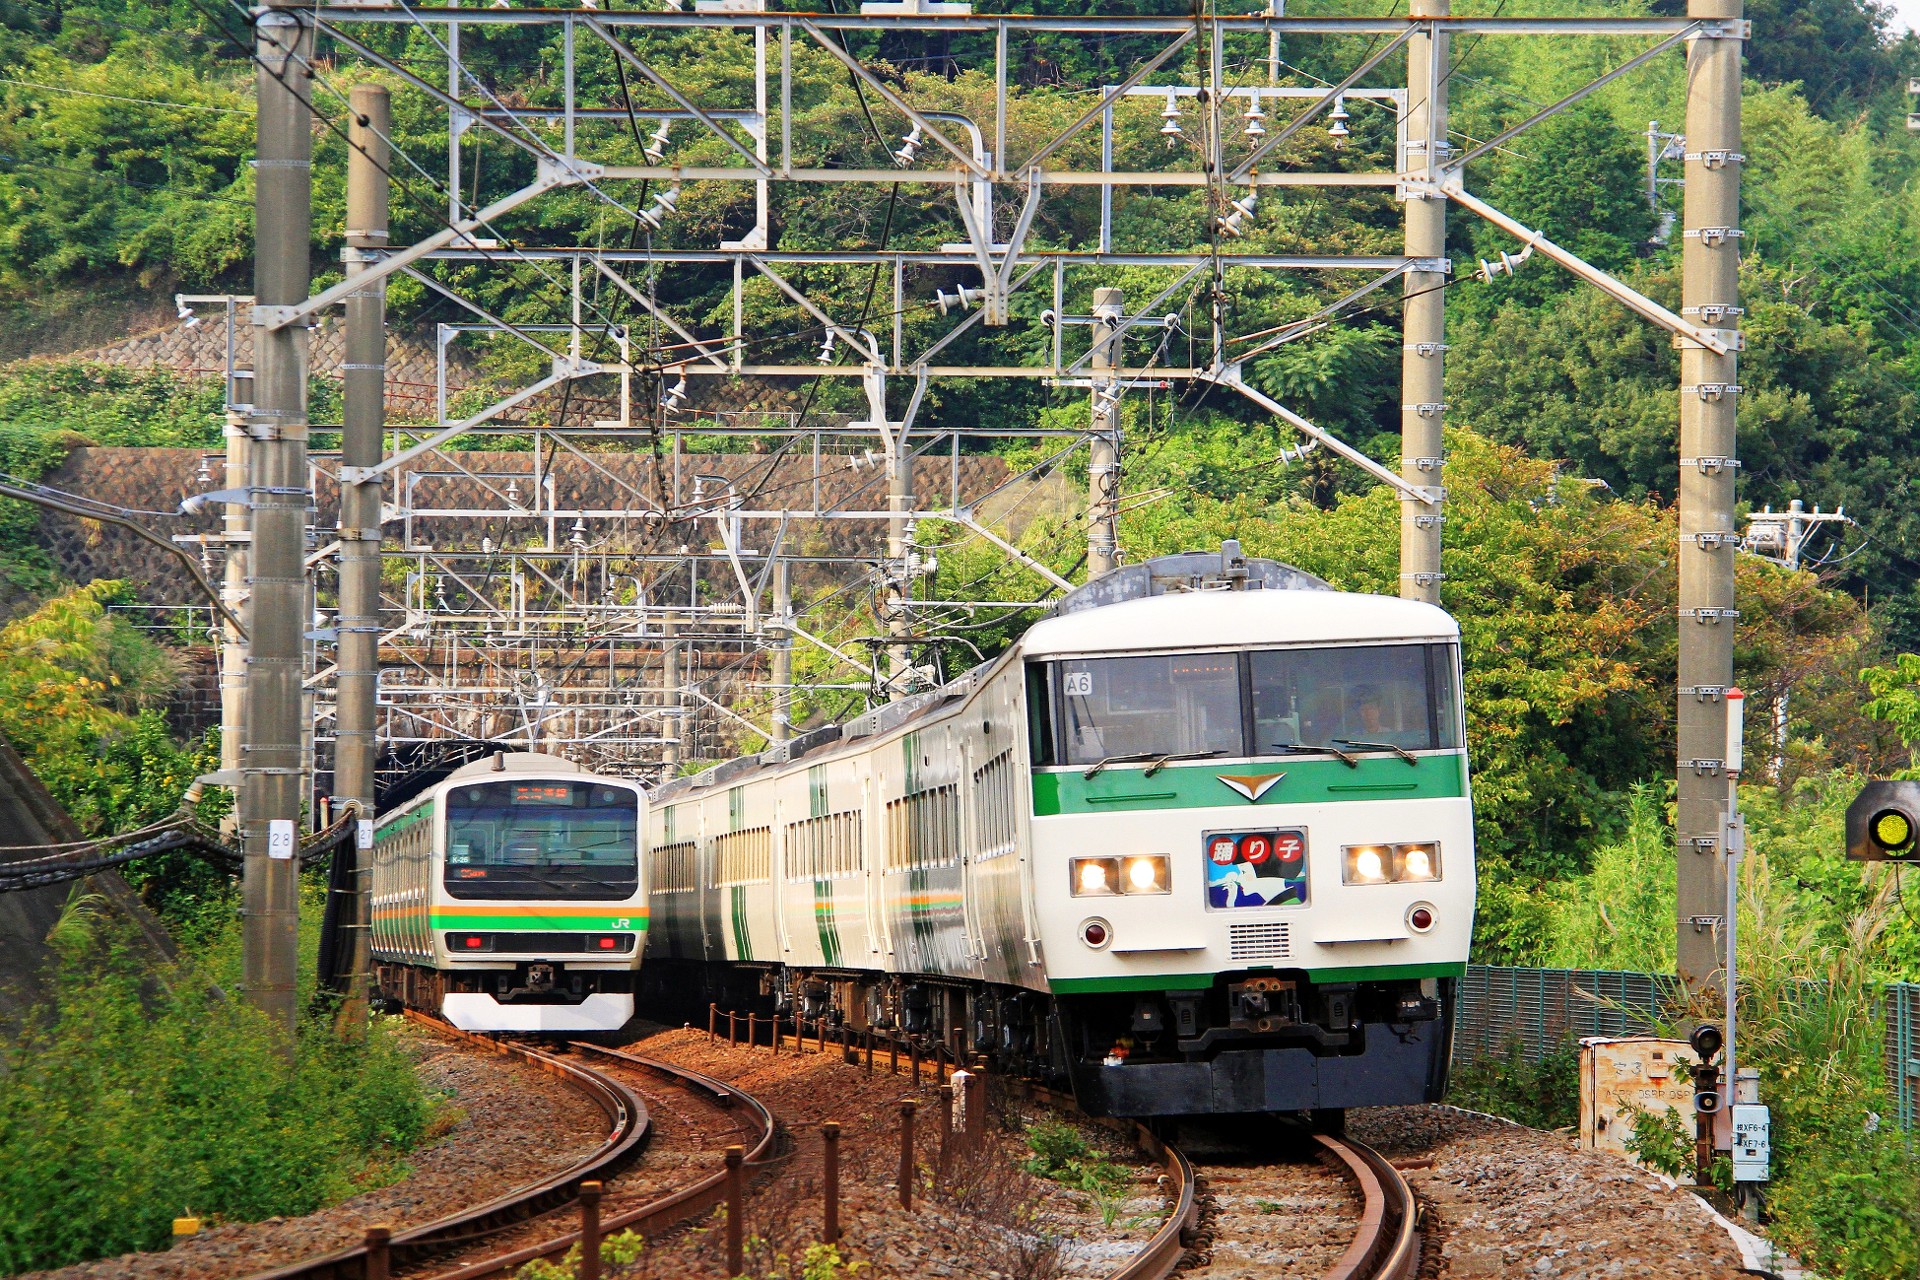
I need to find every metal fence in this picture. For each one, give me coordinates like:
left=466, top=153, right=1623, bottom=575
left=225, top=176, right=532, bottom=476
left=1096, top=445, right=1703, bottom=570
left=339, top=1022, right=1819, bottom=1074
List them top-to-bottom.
left=1453, top=965, right=1681, bottom=1064
left=1456, top=967, right=1920, bottom=1130
left=1887, top=984, right=1920, bottom=1131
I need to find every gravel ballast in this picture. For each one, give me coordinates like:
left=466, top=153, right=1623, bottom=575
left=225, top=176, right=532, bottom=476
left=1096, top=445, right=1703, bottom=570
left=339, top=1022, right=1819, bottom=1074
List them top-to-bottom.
left=1350, top=1106, right=1751, bottom=1280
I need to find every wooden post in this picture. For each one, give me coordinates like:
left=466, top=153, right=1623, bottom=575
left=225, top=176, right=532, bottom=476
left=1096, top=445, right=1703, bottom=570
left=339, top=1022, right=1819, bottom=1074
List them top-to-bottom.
left=708, top=1003, right=717, bottom=1041
left=728, top=1009, right=738, bottom=1047
left=748, top=1011, right=758, bottom=1048
left=864, top=1028, right=874, bottom=1073
left=889, top=1036, right=899, bottom=1074
left=910, top=1042, right=921, bottom=1085
left=937, top=1083, right=954, bottom=1172
left=897, top=1100, right=917, bottom=1211
left=822, top=1121, right=841, bottom=1244
left=725, top=1145, right=746, bottom=1276
left=578, top=1180, right=602, bottom=1280
left=364, top=1227, right=392, bottom=1280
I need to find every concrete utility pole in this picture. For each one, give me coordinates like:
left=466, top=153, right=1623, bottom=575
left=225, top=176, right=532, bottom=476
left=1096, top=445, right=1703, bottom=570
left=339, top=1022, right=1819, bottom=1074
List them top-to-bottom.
left=244, top=0, right=315, bottom=1038
left=1400, top=0, right=1447, bottom=605
left=1675, top=0, right=1744, bottom=998
left=336, top=83, right=390, bottom=1022
left=1087, top=287, right=1123, bottom=580
left=770, top=557, right=792, bottom=743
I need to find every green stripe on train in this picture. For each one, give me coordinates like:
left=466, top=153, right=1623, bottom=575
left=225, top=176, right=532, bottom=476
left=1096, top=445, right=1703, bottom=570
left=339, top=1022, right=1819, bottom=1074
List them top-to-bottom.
left=1030, top=755, right=1467, bottom=816
left=375, top=804, right=433, bottom=841
left=814, top=879, right=841, bottom=965
left=731, top=883, right=750, bottom=960
left=429, top=913, right=649, bottom=931
left=1048, top=961, right=1466, bottom=994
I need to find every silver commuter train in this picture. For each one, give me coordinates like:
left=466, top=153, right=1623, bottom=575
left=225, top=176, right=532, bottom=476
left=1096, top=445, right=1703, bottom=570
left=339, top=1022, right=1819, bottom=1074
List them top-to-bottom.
left=644, top=543, right=1476, bottom=1116
left=369, top=751, right=649, bottom=1031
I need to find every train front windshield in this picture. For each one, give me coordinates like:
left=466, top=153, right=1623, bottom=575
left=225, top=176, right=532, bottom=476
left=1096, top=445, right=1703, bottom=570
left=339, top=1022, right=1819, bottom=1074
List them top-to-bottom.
left=1034, top=644, right=1461, bottom=766
left=443, top=780, right=640, bottom=900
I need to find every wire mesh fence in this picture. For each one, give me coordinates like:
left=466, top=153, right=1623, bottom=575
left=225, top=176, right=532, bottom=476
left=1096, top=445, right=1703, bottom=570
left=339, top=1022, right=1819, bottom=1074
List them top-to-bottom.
left=1455, top=967, right=1920, bottom=1130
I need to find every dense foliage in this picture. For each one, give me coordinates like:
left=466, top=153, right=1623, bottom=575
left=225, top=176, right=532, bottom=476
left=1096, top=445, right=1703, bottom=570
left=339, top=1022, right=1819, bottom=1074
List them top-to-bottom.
left=0, top=902, right=438, bottom=1273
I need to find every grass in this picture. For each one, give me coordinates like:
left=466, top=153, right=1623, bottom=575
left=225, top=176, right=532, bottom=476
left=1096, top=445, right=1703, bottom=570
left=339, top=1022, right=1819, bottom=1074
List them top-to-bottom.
left=0, top=899, right=438, bottom=1272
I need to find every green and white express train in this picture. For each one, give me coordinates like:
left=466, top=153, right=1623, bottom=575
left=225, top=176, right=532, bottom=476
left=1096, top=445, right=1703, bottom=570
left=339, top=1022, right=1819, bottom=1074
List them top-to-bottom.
left=643, top=543, right=1475, bottom=1118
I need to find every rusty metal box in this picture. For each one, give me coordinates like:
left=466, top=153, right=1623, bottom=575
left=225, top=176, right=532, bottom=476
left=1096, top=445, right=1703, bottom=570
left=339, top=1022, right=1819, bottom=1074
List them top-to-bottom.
left=1579, top=1036, right=1697, bottom=1164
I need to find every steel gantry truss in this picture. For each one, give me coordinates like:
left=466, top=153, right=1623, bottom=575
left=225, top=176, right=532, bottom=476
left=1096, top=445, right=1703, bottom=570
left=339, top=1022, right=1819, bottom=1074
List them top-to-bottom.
left=217, top=0, right=1745, bottom=1030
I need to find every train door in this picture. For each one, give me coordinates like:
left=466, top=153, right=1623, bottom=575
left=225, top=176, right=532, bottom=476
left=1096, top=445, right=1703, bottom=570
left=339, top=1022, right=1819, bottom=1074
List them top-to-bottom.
left=959, top=732, right=987, bottom=966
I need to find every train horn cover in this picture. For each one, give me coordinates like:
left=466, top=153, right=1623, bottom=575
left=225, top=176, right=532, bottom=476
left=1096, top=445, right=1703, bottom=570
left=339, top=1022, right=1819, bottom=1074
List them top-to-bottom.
left=1845, top=779, right=1920, bottom=860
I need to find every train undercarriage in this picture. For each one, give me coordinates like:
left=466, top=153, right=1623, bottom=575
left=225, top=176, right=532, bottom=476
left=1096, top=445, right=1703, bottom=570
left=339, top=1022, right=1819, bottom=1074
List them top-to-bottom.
left=373, top=960, right=638, bottom=1031
left=637, top=960, right=1455, bottom=1119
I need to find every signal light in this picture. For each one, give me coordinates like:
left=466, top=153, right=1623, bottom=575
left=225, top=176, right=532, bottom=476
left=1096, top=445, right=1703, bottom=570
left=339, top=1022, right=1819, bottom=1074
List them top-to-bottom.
left=1848, top=780, right=1920, bottom=860
left=1689, top=1023, right=1723, bottom=1063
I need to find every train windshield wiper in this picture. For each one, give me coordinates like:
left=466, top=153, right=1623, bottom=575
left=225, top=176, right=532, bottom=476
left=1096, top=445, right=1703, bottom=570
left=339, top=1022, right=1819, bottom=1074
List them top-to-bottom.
left=1334, top=739, right=1419, bottom=765
left=1271, top=741, right=1360, bottom=769
left=1143, top=749, right=1225, bottom=777
left=1081, top=752, right=1156, bottom=779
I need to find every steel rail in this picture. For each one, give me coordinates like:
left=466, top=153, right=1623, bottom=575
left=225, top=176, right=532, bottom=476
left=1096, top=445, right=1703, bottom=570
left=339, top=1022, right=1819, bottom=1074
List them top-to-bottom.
left=240, top=1015, right=651, bottom=1280
left=421, top=1041, right=781, bottom=1280
left=1016, top=1081, right=1197, bottom=1280
left=1313, top=1132, right=1421, bottom=1280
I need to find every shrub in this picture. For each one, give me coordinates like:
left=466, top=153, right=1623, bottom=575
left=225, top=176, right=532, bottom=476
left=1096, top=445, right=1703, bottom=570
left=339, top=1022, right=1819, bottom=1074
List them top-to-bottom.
left=0, top=923, right=436, bottom=1272
left=1445, top=1037, right=1580, bottom=1131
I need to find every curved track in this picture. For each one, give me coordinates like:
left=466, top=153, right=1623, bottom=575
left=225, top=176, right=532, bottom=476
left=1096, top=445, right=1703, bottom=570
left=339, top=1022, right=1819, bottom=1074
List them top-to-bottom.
left=238, top=1017, right=775, bottom=1280
left=1016, top=1081, right=1415, bottom=1280
left=1167, top=1119, right=1418, bottom=1280
left=1311, top=1132, right=1419, bottom=1280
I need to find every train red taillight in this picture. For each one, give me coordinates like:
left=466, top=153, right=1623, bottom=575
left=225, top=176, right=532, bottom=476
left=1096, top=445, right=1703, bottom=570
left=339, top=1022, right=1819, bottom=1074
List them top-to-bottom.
left=596, top=935, right=620, bottom=950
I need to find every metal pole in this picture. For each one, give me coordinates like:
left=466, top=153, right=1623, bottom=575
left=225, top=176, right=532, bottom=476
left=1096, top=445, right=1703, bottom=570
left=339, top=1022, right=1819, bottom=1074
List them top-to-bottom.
left=244, top=0, right=315, bottom=1039
left=1400, top=0, right=1447, bottom=605
left=1675, top=0, right=1742, bottom=1000
left=338, top=82, right=390, bottom=1026
left=1087, top=287, right=1122, bottom=580
left=878, top=368, right=912, bottom=700
left=219, top=409, right=250, bottom=840
left=771, top=557, right=792, bottom=742
left=661, top=614, right=681, bottom=769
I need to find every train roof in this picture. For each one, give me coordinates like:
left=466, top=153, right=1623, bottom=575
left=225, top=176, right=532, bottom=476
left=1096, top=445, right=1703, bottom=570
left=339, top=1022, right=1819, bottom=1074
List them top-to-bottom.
left=1021, top=588, right=1458, bottom=658
left=440, top=750, right=595, bottom=783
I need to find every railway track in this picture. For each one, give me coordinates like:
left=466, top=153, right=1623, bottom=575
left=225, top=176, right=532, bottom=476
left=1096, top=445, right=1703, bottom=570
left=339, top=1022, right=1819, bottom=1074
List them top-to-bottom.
left=232, top=1014, right=1412, bottom=1280
left=237, top=1016, right=776, bottom=1280
left=1015, top=1083, right=1415, bottom=1280
left=1167, top=1117, right=1418, bottom=1280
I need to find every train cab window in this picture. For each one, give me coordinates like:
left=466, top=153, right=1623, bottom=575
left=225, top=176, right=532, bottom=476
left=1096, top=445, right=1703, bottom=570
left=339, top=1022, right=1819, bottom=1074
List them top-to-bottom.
left=1249, top=644, right=1460, bottom=754
left=1053, top=652, right=1243, bottom=766
left=1025, top=664, right=1056, bottom=766
left=444, top=780, right=640, bottom=900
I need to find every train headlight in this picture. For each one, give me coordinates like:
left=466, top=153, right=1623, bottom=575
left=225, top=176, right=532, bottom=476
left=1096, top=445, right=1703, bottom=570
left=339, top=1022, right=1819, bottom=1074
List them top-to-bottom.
left=1395, top=843, right=1441, bottom=882
left=1342, top=845, right=1390, bottom=885
left=1121, top=855, right=1170, bottom=895
left=1073, top=857, right=1121, bottom=896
